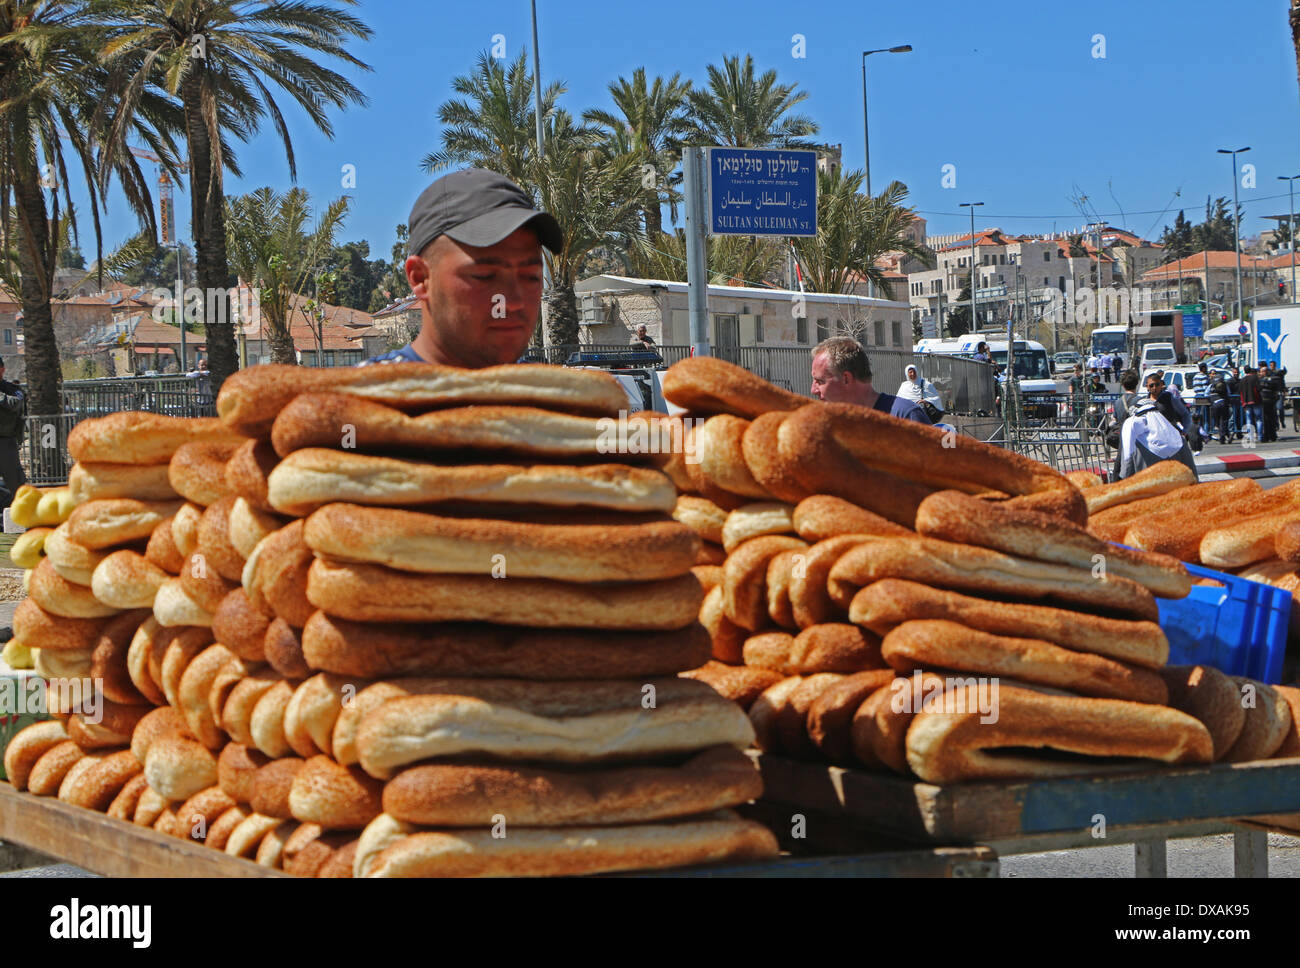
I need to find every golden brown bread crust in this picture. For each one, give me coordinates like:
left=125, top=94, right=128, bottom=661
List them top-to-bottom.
left=662, top=356, right=809, bottom=418
left=218, top=361, right=628, bottom=438
left=68, top=412, right=244, bottom=465
left=741, top=412, right=813, bottom=504
left=694, top=414, right=773, bottom=500
left=225, top=439, right=280, bottom=513
left=1080, top=460, right=1199, bottom=514
left=69, top=461, right=179, bottom=503
left=1065, top=470, right=1104, bottom=489
left=1088, top=478, right=1260, bottom=538
left=1122, top=482, right=1300, bottom=564
left=915, top=490, right=1191, bottom=599
left=196, top=495, right=247, bottom=582
left=673, top=495, right=728, bottom=545
left=791, top=495, right=912, bottom=543
left=66, top=498, right=187, bottom=550
left=228, top=498, right=285, bottom=559
left=179, top=500, right=209, bottom=561
left=721, top=502, right=796, bottom=554
left=302, top=503, right=699, bottom=582
left=1200, top=509, right=1300, bottom=569
left=144, top=515, right=185, bottom=575
left=243, top=520, right=315, bottom=628
left=1276, top=522, right=1300, bottom=564
left=43, top=523, right=112, bottom=585
left=722, top=534, right=807, bottom=631
left=829, top=536, right=1159, bottom=622
left=91, top=549, right=170, bottom=610
left=764, top=550, right=799, bottom=629
left=180, top=551, right=238, bottom=615
left=30, top=557, right=122, bottom=619
left=306, top=558, right=705, bottom=630
left=690, top=564, right=723, bottom=594
left=152, top=577, right=214, bottom=628
left=850, top=579, right=1169, bottom=669
left=700, top=585, right=747, bottom=664
left=212, top=588, right=272, bottom=663
left=13, top=598, right=107, bottom=652
left=91, top=608, right=152, bottom=706
left=300, top=611, right=710, bottom=680
left=264, top=618, right=312, bottom=679
left=881, top=620, right=1169, bottom=704
left=787, top=623, right=885, bottom=674
left=158, top=627, right=216, bottom=709
left=741, top=631, right=794, bottom=672
left=178, top=644, right=241, bottom=749
left=678, top=661, right=786, bottom=711
left=1155, top=665, right=1247, bottom=761
left=807, top=669, right=898, bottom=763
left=219, top=670, right=283, bottom=747
left=284, top=673, right=365, bottom=759
left=775, top=673, right=845, bottom=758
left=747, top=676, right=803, bottom=753
left=1222, top=678, right=1292, bottom=763
left=250, top=680, right=296, bottom=758
left=905, top=681, right=1215, bottom=783
left=849, top=683, right=902, bottom=771
left=1272, top=685, right=1300, bottom=757
left=69, top=703, right=149, bottom=752
left=130, top=706, right=192, bottom=765
left=4, top=721, right=70, bottom=791
left=144, top=734, right=219, bottom=801
left=28, top=741, right=86, bottom=796
left=217, top=742, right=272, bottom=802
left=380, top=746, right=760, bottom=828
left=57, top=753, right=108, bottom=804
left=288, top=755, right=383, bottom=829
left=249, top=757, right=307, bottom=819
left=107, top=773, right=148, bottom=821
left=176, top=786, right=238, bottom=844
left=132, top=787, right=169, bottom=827
left=205, top=806, right=248, bottom=852
left=360, top=810, right=778, bottom=878
left=224, top=813, right=284, bottom=859
left=317, top=839, right=358, bottom=877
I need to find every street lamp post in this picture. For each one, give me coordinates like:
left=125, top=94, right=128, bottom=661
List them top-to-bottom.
left=530, top=0, right=551, bottom=341
left=860, top=45, right=912, bottom=197
left=1218, top=147, right=1250, bottom=324
left=1279, top=174, right=1300, bottom=302
left=960, top=202, right=985, bottom=331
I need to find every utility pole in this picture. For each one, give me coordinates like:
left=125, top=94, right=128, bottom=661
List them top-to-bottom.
left=530, top=0, right=551, bottom=341
left=860, top=44, right=912, bottom=300
left=1218, top=147, right=1250, bottom=324
left=1280, top=174, right=1300, bottom=301
left=960, top=201, right=984, bottom=333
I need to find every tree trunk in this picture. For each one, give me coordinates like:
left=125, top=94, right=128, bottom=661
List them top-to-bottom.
left=182, top=75, right=239, bottom=391
left=12, top=165, right=60, bottom=416
left=644, top=188, right=663, bottom=237
left=545, top=283, right=579, bottom=348
left=266, top=315, right=297, bottom=364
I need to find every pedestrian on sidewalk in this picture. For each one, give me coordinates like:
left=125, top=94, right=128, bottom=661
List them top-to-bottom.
left=0, top=358, right=25, bottom=510
left=1191, top=362, right=1212, bottom=436
left=1260, top=362, right=1279, bottom=443
left=1268, top=364, right=1288, bottom=431
left=1228, top=365, right=1243, bottom=439
left=1239, top=365, right=1263, bottom=442
left=1111, top=369, right=1141, bottom=481
left=1209, top=371, right=1231, bottom=444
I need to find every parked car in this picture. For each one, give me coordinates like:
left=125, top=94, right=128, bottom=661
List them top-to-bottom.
left=1051, top=351, right=1081, bottom=374
left=1140, top=365, right=1204, bottom=406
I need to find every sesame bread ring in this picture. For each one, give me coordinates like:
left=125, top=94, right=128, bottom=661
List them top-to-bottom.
left=661, top=356, right=808, bottom=418
left=217, top=361, right=628, bottom=439
left=67, top=412, right=244, bottom=465
left=741, top=412, right=813, bottom=505
left=694, top=414, right=772, bottom=500
left=225, top=438, right=280, bottom=513
left=169, top=440, right=241, bottom=507
left=267, top=449, right=678, bottom=518
left=1080, top=459, right=1199, bottom=515
left=68, top=461, right=178, bottom=503
left=196, top=495, right=246, bottom=582
left=672, top=495, right=727, bottom=545
left=791, top=495, right=912, bottom=543
left=228, top=497, right=285, bottom=560
left=65, top=498, right=186, bottom=550
left=170, top=502, right=203, bottom=558
left=721, top=502, right=797, bottom=554
left=302, top=504, right=699, bottom=583
left=145, top=515, right=186, bottom=575
left=241, top=520, right=315, bottom=627
left=1277, top=521, right=1300, bottom=563
left=42, top=523, right=109, bottom=586
left=721, top=535, right=807, bottom=631
left=788, top=535, right=877, bottom=629
left=695, top=542, right=726, bottom=565
left=91, top=550, right=170, bottom=610
left=764, top=550, right=800, bottom=629
left=180, top=551, right=238, bottom=614
left=29, top=557, right=122, bottom=618
left=307, top=559, right=705, bottom=630
left=691, top=564, right=723, bottom=595
left=153, top=577, right=214, bottom=628
left=700, top=584, right=747, bottom=664
left=212, top=587, right=272, bottom=662
left=13, top=597, right=107, bottom=651
left=91, top=608, right=153, bottom=705
left=126, top=617, right=167, bottom=706
left=264, top=618, right=312, bottom=679
left=788, top=623, right=886, bottom=674
left=159, top=626, right=217, bottom=709
left=740, top=631, right=794, bottom=672
left=177, top=644, right=241, bottom=749
left=32, top=646, right=93, bottom=679
left=678, top=661, right=786, bottom=711
left=1156, top=665, right=1246, bottom=761
left=806, top=669, right=898, bottom=763
left=220, top=671, right=284, bottom=746
left=284, top=673, right=367, bottom=760
left=775, top=673, right=846, bottom=759
left=852, top=673, right=944, bottom=773
left=1223, top=677, right=1292, bottom=763
left=250, top=679, right=296, bottom=758
left=69, top=703, right=150, bottom=751
left=130, top=706, right=193, bottom=764
left=4, top=720, right=69, bottom=791
left=144, top=734, right=219, bottom=801
left=27, top=740, right=86, bottom=796
left=217, top=742, right=271, bottom=802
left=62, top=748, right=142, bottom=812
left=57, top=752, right=108, bottom=803
left=287, top=755, right=383, bottom=830
left=250, top=757, right=307, bottom=819
left=107, top=773, right=148, bottom=821
left=176, top=786, right=238, bottom=844
left=132, top=787, right=169, bottom=827
left=206, top=806, right=250, bottom=852
left=152, top=807, right=180, bottom=837
left=224, top=812, right=284, bottom=860
left=255, top=819, right=297, bottom=868
left=282, top=823, right=355, bottom=877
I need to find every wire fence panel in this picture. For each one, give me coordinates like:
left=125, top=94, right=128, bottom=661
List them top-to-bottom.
left=61, top=376, right=216, bottom=419
left=20, top=414, right=80, bottom=486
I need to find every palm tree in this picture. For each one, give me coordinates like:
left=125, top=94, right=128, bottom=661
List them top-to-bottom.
left=1, top=0, right=180, bottom=415
left=95, top=0, right=372, bottom=391
left=421, top=50, right=562, bottom=183
left=682, top=53, right=821, bottom=149
left=584, top=68, right=691, bottom=236
left=529, top=111, right=643, bottom=345
left=791, top=171, right=932, bottom=298
left=225, top=186, right=349, bottom=365
left=626, top=229, right=784, bottom=288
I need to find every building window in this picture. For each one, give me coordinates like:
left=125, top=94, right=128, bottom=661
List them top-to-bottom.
left=1044, top=251, right=1051, bottom=261
left=999, top=254, right=1006, bottom=264
left=1058, top=276, right=1066, bottom=291
left=1044, top=277, right=1050, bottom=286
left=714, top=313, right=739, bottom=347
left=754, top=315, right=764, bottom=342
left=796, top=317, right=808, bottom=343
left=816, top=317, right=829, bottom=342
left=873, top=320, right=885, bottom=345
left=891, top=320, right=902, bottom=346
left=2, top=330, right=10, bottom=346
left=324, top=350, right=336, bottom=367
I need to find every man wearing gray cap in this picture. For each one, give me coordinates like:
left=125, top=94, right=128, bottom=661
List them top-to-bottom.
left=365, top=168, right=563, bottom=368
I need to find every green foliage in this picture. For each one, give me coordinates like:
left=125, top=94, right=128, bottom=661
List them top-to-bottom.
left=681, top=54, right=821, bottom=149
left=946, top=281, right=973, bottom=337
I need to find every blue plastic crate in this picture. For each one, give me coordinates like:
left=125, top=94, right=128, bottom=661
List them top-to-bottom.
left=1155, top=561, right=1290, bottom=683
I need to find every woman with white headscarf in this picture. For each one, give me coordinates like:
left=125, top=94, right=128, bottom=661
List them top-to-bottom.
left=897, top=364, right=944, bottom=420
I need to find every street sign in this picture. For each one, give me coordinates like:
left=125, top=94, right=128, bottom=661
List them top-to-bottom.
left=707, top=148, right=818, bottom=237
left=1175, top=303, right=1202, bottom=313
left=1182, top=312, right=1203, bottom=337
left=1239, top=322, right=1250, bottom=337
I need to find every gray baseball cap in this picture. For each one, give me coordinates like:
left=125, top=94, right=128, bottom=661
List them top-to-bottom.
left=407, top=169, right=562, bottom=258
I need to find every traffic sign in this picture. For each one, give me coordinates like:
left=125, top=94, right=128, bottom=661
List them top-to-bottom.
left=707, top=148, right=818, bottom=237
left=1182, top=312, right=1203, bottom=337
left=1239, top=322, right=1250, bottom=337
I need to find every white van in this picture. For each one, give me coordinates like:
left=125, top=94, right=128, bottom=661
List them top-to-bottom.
left=1140, top=342, right=1178, bottom=370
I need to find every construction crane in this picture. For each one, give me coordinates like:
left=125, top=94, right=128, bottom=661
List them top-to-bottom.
left=126, top=146, right=187, bottom=245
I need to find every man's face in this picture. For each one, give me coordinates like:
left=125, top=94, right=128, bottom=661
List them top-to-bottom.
left=406, top=226, right=544, bottom=368
left=811, top=351, right=855, bottom=402
left=1146, top=377, right=1163, bottom=398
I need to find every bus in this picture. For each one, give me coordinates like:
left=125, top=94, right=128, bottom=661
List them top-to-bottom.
left=1089, top=325, right=1127, bottom=359
left=915, top=336, right=1056, bottom=396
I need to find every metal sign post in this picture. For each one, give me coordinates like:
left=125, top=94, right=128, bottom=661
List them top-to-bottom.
left=682, top=147, right=711, bottom=358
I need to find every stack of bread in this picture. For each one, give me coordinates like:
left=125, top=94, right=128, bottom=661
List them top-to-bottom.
left=662, top=357, right=1300, bottom=783
left=6, top=362, right=779, bottom=877
left=2, top=484, right=83, bottom=669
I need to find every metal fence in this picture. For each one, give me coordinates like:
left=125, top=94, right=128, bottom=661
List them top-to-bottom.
left=61, top=375, right=216, bottom=420
left=20, top=414, right=80, bottom=486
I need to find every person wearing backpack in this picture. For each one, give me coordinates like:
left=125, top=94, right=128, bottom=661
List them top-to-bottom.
left=0, top=357, right=26, bottom=510
left=1120, top=382, right=1199, bottom=479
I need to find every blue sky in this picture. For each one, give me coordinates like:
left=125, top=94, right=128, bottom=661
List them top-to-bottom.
left=73, top=0, right=1300, bottom=265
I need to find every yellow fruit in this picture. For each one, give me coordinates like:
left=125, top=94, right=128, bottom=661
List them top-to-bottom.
left=9, top=486, right=41, bottom=528
left=34, top=490, right=65, bottom=526
left=8, top=526, right=50, bottom=568
left=1, top=638, right=33, bottom=670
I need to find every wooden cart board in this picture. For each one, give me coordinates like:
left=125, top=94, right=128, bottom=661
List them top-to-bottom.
left=750, top=752, right=1300, bottom=844
left=0, top=782, right=285, bottom=877
left=629, top=845, right=998, bottom=878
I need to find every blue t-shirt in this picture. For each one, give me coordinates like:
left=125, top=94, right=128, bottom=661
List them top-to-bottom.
left=361, top=343, right=424, bottom=366
left=874, top=391, right=931, bottom=424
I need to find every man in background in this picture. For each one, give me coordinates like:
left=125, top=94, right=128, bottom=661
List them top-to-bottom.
left=630, top=324, right=656, bottom=349
left=810, top=337, right=931, bottom=423
left=0, top=358, right=26, bottom=509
